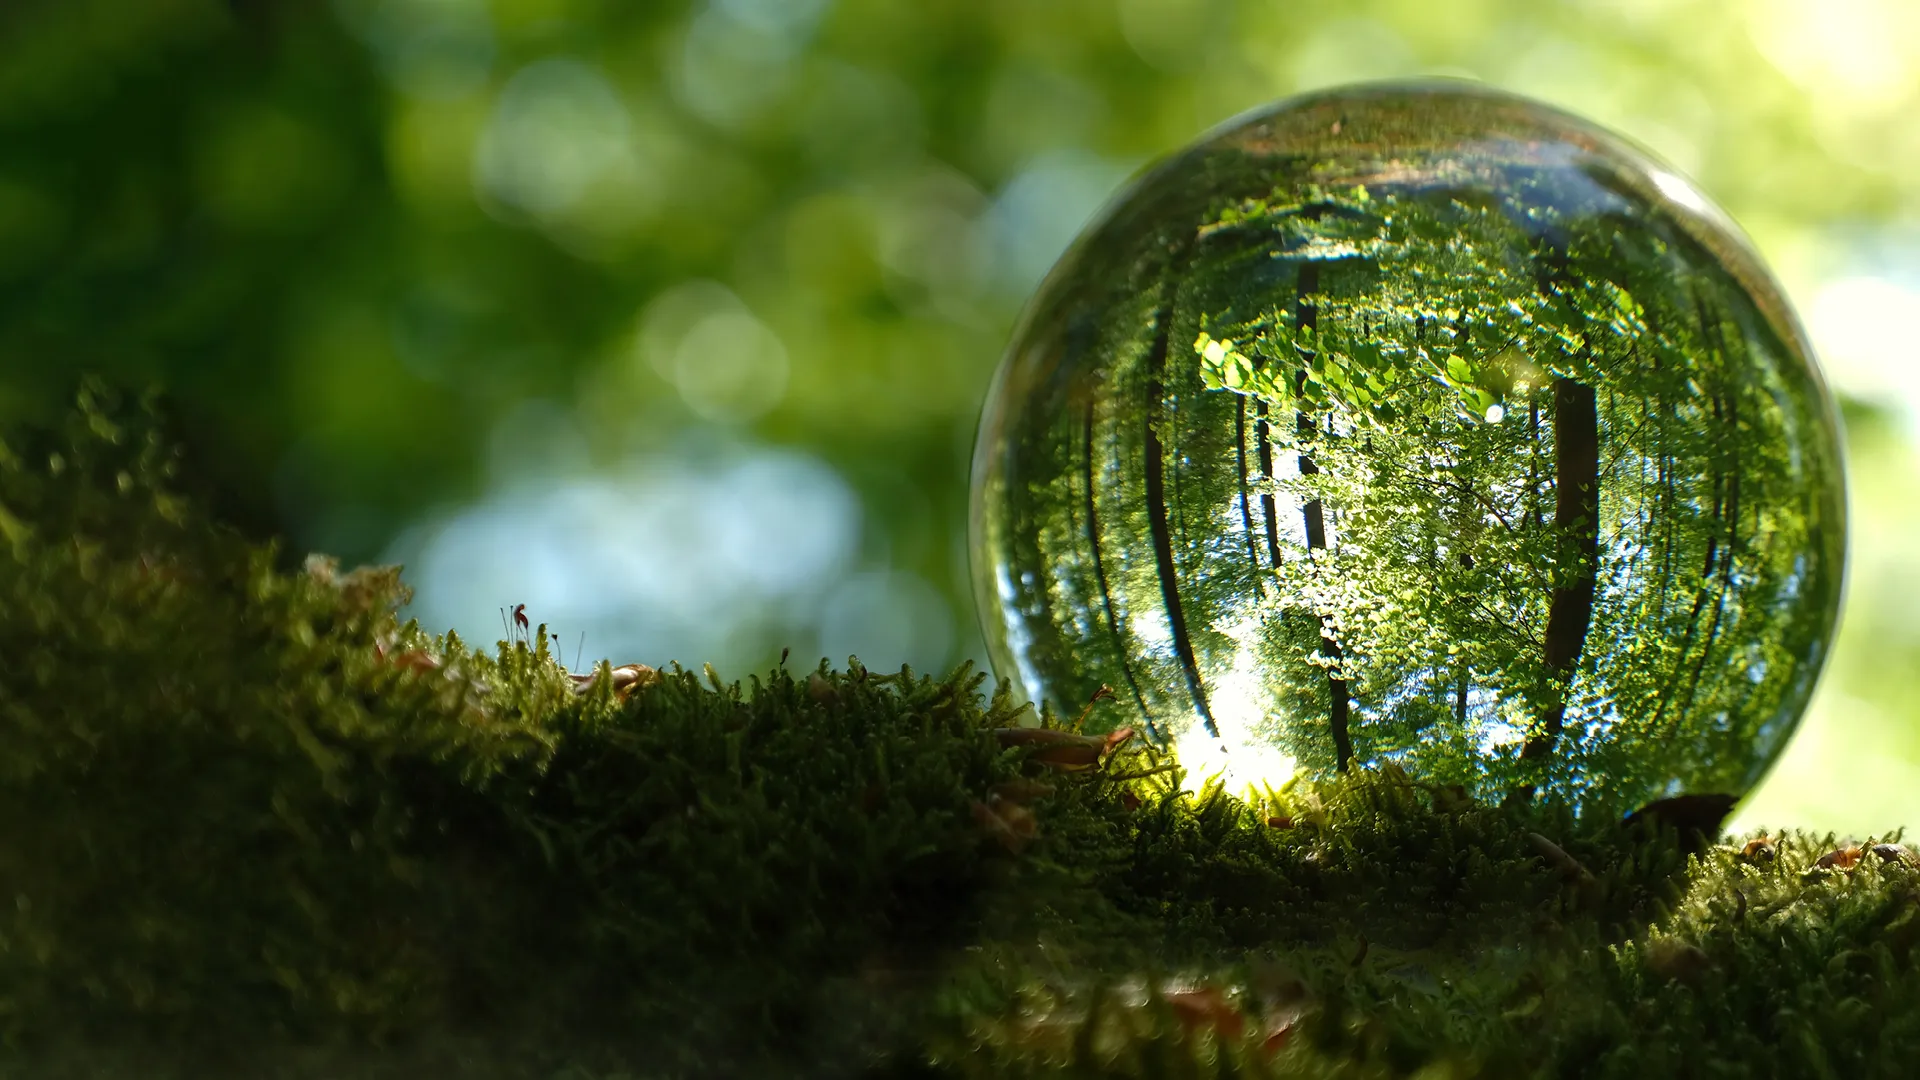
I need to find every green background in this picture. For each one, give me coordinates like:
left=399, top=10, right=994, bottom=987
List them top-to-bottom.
left=0, top=0, right=1914, bottom=832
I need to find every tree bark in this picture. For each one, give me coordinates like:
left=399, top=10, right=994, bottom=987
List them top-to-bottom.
left=1292, top=261, right=1352, bottom=772
left=1143, top=290, right=1219, bottom=739
left=1521, top=377, right=1600, bottom=768
left=1083, top=396, right=1156, bottom=738
left=1234, top=397, right=1263, bottom=586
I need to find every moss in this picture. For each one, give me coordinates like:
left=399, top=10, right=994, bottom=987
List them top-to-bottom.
left=0, top=387, right=1914, bottom=1078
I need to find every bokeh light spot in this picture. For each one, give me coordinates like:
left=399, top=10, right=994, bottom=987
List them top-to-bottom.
left=473, top=58, right=639, bottom=221
left=986, top=150, right=1138, bottom=298
left=637, top=281, right=790, bottom=422
left=391, top=439, right=862, bottom=670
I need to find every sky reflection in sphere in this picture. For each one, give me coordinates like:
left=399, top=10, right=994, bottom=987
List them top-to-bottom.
left=971, top=83, right=1846, bottom=813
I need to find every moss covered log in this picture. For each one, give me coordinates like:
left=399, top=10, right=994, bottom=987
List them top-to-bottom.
left=1, top=389, right=1915, bottom=1079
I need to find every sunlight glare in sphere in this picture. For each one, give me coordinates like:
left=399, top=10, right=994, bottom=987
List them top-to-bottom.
left=1174, top=722, right=1301, bottom=801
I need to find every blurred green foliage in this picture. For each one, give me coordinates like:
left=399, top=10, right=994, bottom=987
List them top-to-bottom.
left=0, top=0, right=1915, bottom=828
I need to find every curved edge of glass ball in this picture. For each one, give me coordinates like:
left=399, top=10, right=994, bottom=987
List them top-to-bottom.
left=969, top=79, right=1847, bottom=814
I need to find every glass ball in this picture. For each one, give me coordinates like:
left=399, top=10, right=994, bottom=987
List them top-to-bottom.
left=969, top=82, right=1845, bottom=811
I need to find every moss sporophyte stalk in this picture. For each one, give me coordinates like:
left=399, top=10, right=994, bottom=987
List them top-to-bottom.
left=970, top=82, right=1844, bottom=817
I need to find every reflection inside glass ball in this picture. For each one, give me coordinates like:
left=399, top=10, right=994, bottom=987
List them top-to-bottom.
left=970, top=83, right=1845, bottom=812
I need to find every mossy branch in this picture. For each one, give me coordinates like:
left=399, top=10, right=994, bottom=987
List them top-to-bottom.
left=0, top=389, right=1913, bottom=1079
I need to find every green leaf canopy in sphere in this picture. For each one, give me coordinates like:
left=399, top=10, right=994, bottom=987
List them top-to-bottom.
left=970, top=82, right=1846, bottom=813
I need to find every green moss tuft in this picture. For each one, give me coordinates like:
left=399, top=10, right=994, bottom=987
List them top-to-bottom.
left=1, top=388, right=1914, bottom=1078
